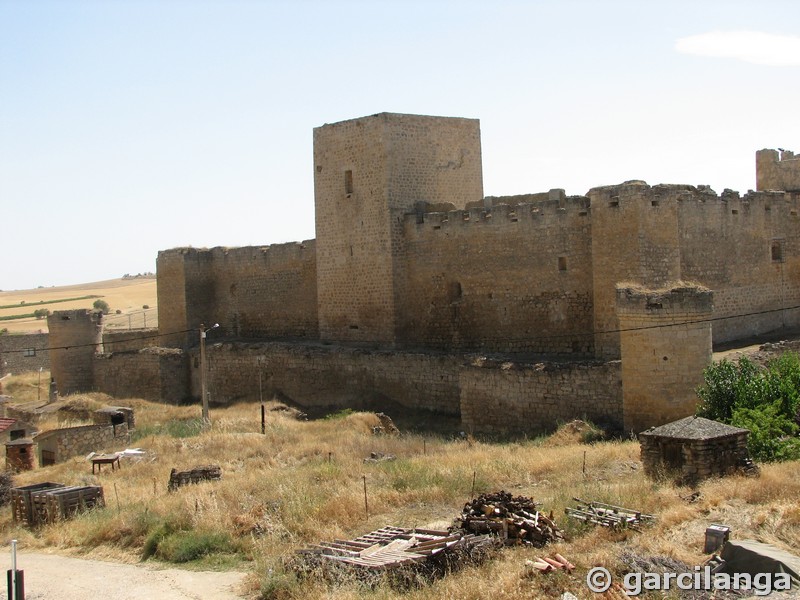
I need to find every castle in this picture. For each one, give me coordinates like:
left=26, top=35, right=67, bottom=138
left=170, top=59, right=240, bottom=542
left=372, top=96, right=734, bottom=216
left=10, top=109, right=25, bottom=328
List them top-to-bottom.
left=46, top=113, right=800, bottom=434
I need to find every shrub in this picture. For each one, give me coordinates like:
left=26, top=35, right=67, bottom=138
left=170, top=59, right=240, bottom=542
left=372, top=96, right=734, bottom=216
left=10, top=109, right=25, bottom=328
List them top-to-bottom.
left=93, top=299, right=110, bottom=314
left=142, top=304, right=150, bottom=309
left=33, top=308, right=50, bottom=319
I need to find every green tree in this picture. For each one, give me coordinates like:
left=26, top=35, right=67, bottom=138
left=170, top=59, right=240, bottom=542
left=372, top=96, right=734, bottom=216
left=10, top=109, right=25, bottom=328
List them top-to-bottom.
left=93, top=299, right=110, bottom=315
left=33, top=308, right=50, bottom=320
left=696, top=352, right=800, bottom=462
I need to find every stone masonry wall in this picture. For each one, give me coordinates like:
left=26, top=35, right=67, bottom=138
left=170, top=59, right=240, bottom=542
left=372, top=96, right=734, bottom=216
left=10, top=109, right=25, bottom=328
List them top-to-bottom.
left=314, top=113, right=483, bottom=345
left=757, top=149, right=800, bottom=192
left=678, top=189, right=800, bottom=343
left=400, top=192, right=594, bottom=354
left=157, top=243, right=318, bottom=349
left=617, top=285, right=713, bottom=434
left=47, top=310, right=103, bottom=396
left=102, top=329, right=160, bottom=353
left=0, top=333, right=49, bottom=375
left=198, top=342, right=461, bottom=415
left=94, top=348, right=189, bottom=402
left=460, top=358, right=622, bottom=435
left=37, top=423, right=130, bottom=464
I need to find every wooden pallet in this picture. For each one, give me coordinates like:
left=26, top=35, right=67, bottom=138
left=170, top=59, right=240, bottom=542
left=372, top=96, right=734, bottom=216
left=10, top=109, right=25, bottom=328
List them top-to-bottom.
left=10, top=482, right=65, bottom=526
left=299, top=527, right=486, bottom=570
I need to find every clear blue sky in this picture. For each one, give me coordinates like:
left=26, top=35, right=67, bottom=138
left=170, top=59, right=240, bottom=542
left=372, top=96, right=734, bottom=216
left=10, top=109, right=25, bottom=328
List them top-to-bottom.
left=2, top=0, right=798, bottom=290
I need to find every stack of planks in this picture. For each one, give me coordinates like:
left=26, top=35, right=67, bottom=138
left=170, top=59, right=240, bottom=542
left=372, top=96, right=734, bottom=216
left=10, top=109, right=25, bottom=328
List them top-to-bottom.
left=168, top=465, right=222, bottom=491
left=454, top=491, right=563, bottom=547
left=565, top=497, right=656, bottom=531
left=297, top=526, right=492, bottom=570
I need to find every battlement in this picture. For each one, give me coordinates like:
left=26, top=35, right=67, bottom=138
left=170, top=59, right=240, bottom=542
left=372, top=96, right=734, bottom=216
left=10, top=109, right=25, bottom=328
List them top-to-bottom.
left=404, top=194, right=591, bottom=234
left=158, top=240, right=315, bottom=264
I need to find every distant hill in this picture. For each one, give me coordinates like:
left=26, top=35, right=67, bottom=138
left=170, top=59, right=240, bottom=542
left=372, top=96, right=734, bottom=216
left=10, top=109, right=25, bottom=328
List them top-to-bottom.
left=0, top=278, right=157, bottom=334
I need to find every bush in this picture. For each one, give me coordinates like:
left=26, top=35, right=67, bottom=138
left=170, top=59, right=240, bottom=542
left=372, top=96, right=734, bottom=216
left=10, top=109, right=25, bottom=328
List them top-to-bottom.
left=93, top=299, right=110, bottom=314
left=142, top=304, right=150, bottom=310
left=33, top=308, right=50, bottom=319
left=697, top=353, right=800, bottom=462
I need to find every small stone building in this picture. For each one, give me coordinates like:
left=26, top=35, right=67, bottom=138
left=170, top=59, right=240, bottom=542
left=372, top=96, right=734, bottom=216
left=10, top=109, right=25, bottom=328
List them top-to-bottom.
left=639, top=416, right=750, bottom=482
left=33, top=423, right=130, bottom=466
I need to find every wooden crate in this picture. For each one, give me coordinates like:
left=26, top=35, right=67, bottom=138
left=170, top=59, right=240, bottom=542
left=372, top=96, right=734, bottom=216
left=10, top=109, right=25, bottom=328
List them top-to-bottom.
left=10, top=482, right=65, bottom=526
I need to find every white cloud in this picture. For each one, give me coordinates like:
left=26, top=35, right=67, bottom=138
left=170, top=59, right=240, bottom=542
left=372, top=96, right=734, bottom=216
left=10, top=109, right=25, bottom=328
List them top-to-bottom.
left=675, top=30, right=800, bottom=67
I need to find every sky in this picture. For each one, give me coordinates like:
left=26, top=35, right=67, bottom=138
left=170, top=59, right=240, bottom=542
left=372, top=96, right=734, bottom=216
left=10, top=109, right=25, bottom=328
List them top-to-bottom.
left=1, top=0, right=799, bottom=291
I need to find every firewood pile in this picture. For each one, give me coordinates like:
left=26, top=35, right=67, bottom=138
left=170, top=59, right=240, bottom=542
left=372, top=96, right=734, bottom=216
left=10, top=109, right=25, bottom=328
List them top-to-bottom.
left=168, top=464, right=222, bottom=491
left=453, top=491, right=563, bottom=546
left=565, top=497, right=656, bottom=531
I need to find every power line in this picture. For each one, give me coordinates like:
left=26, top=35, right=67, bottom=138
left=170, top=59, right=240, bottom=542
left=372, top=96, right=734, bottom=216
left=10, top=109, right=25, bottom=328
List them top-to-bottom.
left=2, top=303, right=799, bottom=356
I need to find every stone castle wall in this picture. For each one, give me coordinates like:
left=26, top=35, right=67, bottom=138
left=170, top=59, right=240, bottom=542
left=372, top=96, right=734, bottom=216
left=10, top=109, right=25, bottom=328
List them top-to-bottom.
left=313, top=113, right=483, bottom=345
left=757, top=149, right=800, bottom=192
left=399, top=192, right=595, bottom=354
left=157, top=242, right=318, bottom=349
left=617, top=285, right=713, bottom=433
left=47, top=310, right=103, bottom=396
left=102, top=329, right=159, bottom=353
left=0, top=333, right=49, bottom=376
left=197, top=341, right=461, bottom=415
left=94, top=347, right=189, bottom=403
left=460, top=358, right=622, bottom=435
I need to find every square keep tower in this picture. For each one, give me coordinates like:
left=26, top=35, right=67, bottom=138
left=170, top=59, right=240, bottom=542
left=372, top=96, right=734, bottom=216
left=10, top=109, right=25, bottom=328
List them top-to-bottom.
left=314, top=112, right=483, bottom=344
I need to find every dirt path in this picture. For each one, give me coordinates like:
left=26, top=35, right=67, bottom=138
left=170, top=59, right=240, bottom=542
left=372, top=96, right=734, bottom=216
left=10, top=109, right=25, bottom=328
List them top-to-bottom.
left=0, top=552, right=248, bottom=600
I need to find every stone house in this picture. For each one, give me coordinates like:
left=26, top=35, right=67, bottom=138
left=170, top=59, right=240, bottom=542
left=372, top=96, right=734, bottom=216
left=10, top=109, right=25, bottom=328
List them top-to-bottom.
left=639, top=415, right=751, bottom=482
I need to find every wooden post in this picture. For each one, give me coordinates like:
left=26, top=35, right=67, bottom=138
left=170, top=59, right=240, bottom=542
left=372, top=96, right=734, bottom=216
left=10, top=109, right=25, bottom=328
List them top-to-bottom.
left=261, top=404, right=266, bottom=435
left=582, top=450, right=587, bottom=477
left=471, top=471, right=477, bottom=501
left=363, top=475, right=369, bottom=519
left=113, top=483, right=120, bottom=514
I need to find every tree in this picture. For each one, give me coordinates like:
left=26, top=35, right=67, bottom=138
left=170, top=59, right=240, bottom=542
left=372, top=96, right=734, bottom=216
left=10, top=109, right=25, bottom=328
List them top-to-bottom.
left=93, top=299, right=110, bottom=315
left=33, top=308, right=50, bottom=320
left=696, top=352, right=800, bottom=461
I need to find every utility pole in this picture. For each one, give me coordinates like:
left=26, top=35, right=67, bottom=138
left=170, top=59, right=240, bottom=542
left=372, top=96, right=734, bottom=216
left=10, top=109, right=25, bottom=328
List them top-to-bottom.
left=199, top=323, right=218, bottom=425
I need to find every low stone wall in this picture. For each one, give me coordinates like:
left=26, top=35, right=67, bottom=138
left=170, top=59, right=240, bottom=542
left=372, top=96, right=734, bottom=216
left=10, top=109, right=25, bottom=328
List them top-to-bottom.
left=94, top=347, right=188, bottom=402
left=459, top=358, right=623, bottom=435
left=36, top=423, right=130, bottom=464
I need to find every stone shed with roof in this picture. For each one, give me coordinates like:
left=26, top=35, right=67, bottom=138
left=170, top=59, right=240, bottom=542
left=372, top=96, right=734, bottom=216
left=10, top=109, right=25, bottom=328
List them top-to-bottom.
left=639, top=416, right=751, bottom=482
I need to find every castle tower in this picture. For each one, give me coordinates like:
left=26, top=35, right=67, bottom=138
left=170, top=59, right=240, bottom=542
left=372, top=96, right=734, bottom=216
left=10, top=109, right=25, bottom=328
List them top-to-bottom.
left=313, top=113, right=483, bottom=344
left=756, top=148, right=800, bottom=192
left=589, top=183, right=683, bottom=359
left=616, top=284, right=713, bottom=433
left=47, top=309, right=103, bottom=396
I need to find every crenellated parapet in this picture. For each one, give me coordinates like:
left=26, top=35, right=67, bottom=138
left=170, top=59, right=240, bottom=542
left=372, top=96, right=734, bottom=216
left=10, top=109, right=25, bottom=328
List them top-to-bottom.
left=157, top=241, right=318, bottom=349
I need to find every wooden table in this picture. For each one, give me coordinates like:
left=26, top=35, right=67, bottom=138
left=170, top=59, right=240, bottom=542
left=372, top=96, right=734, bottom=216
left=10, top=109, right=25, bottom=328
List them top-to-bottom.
left=91, top=454, right=120, bottom=474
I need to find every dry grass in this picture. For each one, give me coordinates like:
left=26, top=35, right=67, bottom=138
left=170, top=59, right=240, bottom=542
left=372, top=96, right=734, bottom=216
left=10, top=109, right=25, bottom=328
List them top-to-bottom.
left=0, top=378, right=798, bottom=599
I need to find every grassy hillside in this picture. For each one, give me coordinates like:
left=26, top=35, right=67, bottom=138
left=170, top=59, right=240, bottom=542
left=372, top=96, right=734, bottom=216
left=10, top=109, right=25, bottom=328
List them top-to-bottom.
left=0, top=278, right=157, bottom=333
left=2, top=372, right=799, bottom=599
